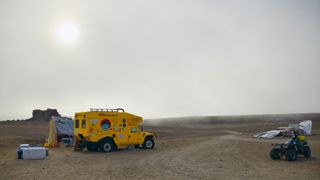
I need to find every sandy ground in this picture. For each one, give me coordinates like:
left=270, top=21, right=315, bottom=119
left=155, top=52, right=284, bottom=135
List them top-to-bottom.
left=0, top=118, right=320, bottom=180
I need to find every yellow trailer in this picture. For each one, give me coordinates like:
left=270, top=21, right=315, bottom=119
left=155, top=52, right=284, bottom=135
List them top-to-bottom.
left=74, top=108, right=155, bottom=152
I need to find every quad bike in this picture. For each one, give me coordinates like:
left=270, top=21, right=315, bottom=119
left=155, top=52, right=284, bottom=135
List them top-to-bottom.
left=270, top=131, right=311, bottom=161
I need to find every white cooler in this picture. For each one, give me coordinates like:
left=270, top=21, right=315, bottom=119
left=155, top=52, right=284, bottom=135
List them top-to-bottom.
left=21, top=147, right=47, bottom=160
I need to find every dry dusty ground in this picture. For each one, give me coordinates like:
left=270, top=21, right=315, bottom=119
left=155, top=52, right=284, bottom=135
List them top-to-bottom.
left=0, top=118, right=320, bottom=180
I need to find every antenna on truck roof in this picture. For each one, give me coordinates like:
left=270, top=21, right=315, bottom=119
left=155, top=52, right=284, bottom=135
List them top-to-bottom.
left=90, top=108, right=125, bottom=112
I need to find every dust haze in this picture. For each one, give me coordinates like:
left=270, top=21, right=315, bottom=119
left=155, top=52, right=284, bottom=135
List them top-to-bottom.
left=1, top=0, right=320, bottom=120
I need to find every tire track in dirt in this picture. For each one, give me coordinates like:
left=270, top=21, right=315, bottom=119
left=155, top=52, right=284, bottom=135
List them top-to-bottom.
left=134, top=130, right=244, bottom=179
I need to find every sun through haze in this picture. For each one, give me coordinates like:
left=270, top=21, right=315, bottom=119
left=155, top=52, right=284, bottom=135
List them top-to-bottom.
left=0, top=0, right=320, bottom=120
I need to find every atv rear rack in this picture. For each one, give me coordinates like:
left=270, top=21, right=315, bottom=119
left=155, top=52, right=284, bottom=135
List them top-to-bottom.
left=90, top=108, right=125, bottom=112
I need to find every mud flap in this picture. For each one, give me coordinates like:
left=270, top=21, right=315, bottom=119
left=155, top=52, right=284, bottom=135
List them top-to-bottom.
left=74, top=136, right=86, bottom=151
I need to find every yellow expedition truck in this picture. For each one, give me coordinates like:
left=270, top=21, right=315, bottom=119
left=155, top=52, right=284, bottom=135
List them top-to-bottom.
left=74, top=108, right=155, bottom=152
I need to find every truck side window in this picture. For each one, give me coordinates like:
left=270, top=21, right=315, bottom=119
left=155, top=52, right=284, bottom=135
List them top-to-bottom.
left=75, top=119, right=79, bottom=128
left=82, top=119, right=86, bottom=128
left=131, top=127, right=137, bottom=133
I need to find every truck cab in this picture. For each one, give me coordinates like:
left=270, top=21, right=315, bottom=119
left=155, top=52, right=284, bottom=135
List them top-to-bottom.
left=74, top=108, right=155, bottom=152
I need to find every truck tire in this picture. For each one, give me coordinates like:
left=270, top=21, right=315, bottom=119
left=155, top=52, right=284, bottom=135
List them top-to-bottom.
left=142, top=138, right=155, bottom=149
left=100, top=139, right=115, bottom=152
left=303, top=146, right=311, bottom=158
left=285, top=148, right=297, bottom=161
left=270, top=149, right=281, bottom=160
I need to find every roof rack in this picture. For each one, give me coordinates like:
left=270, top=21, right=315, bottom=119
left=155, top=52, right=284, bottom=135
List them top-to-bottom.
left=90, top=108, right=125, bottom=112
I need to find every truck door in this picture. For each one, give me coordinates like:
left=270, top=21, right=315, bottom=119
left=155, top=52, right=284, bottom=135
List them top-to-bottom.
left=114, top=115, right=128, bottom=146
left=128, top=126, right=141, bottom=145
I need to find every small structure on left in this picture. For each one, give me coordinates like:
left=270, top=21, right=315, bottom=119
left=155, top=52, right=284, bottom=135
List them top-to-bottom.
left=45, top=116, right=74, bottom=147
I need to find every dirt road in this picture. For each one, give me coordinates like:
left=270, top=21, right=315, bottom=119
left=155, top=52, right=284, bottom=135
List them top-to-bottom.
left=0, top=119, right=319, bottom=180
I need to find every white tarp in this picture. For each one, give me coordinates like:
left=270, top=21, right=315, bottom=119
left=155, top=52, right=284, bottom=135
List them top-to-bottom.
left=52, top=116, right=74, bottom=136
left=254, top=120, right=313, bottom=139
left=299, top=120, right=312, bottom=135
left=253, top=130, right=281, bottom=139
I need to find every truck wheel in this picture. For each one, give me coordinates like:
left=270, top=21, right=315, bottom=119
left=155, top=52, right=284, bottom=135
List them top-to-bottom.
left=142, top=138, right=155, bottom=149
left=100, top=140, right=114, bottom=152
left=303, top=146, right=311, bottom=158
left=285, top=148, right=297, bottom=161
left=270, top=149, right=281, bottom=160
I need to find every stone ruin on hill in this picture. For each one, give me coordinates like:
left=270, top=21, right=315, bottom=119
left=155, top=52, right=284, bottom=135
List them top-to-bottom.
left=29, top=108, right=61, bottom=121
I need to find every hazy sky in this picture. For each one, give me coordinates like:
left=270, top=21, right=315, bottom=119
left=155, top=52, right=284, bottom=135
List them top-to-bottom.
left=0, top=0, right=319, bottom=120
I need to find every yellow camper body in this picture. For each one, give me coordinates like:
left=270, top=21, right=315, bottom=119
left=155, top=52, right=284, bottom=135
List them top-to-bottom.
left=74, top=108, right=155, bottom=152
